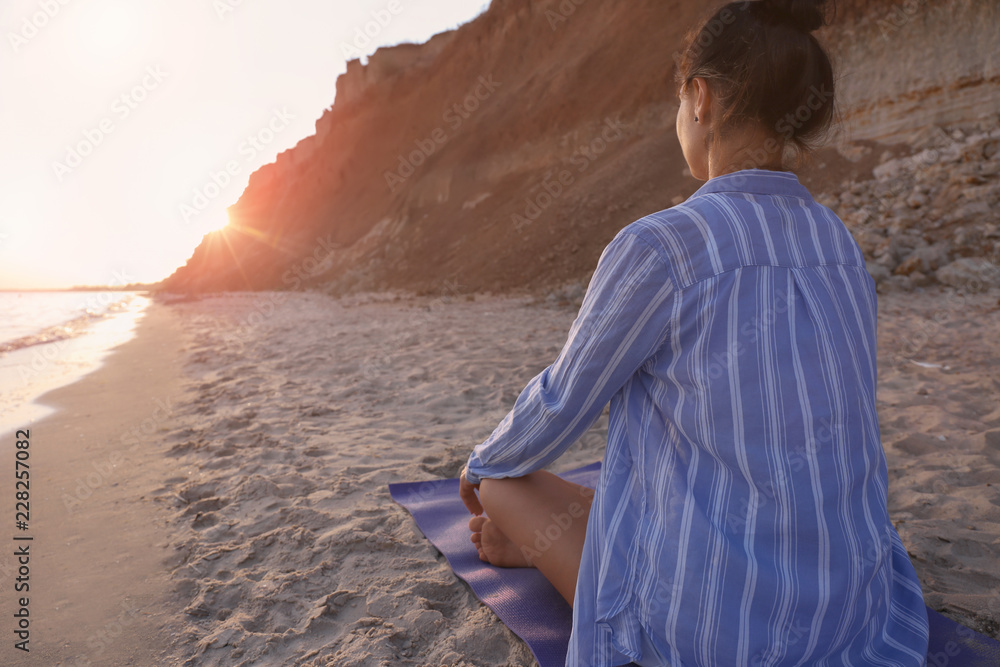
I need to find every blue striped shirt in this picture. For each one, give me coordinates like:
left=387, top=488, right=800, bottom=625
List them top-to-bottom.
left=466, top=169, right=929, bottom=666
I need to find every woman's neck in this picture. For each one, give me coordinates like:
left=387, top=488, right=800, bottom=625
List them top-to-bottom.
left=707, top=130, right=786, bottom=179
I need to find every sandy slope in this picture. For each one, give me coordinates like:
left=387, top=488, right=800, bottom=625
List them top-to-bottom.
left=145, top=287, right=1000, bottom=665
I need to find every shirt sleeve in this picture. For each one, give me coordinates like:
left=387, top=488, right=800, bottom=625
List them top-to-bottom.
left=464, top=230, right=675, bottom=485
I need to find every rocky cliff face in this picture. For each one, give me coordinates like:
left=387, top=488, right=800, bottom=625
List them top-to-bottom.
left=161, top=0, right=1000, bottom=295
left=831, top=0, right=1000, bottom=144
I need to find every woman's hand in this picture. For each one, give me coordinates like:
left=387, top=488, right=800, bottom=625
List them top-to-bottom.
left=459, top=467, right=483, bottom=516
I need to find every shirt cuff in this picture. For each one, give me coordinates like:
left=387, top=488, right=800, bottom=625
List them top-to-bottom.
left=463, top=459, right=484, bottom=486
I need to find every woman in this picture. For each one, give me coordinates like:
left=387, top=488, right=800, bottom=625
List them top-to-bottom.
left=459, top=1, right=931, bottom=665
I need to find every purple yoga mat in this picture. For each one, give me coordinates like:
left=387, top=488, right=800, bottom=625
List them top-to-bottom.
left=389, top=462, right=1000, bottom=667
left=390, top=462, right=600, bottom=667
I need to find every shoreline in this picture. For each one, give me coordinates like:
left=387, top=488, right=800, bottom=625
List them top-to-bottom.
left=0, top=293, right=150, bottom=440
left=4, top=300, right=188, bottom=666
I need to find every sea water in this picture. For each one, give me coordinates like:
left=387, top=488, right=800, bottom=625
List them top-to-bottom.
left=0, top=291, right=150, bottom=437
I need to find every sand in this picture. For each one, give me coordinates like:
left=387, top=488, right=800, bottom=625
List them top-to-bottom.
left=5, top=286, right=999, bottom=666
left=876, top=289, right=1000, bottom=635
left=156, top=290, right=602, bottom=667
left=4, top=303, right=189, bottom=666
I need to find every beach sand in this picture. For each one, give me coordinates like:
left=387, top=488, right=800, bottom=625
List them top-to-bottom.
left=6, top=287, right=999, bottom=666
left=5, top=303, right=189, bottom=666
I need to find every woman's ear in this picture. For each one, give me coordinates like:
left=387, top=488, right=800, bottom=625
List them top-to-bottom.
left=692, top=77, right=712, bottom=125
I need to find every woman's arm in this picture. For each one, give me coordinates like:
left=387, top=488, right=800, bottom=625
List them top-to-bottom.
left=464, top=229, right=675, bottom=485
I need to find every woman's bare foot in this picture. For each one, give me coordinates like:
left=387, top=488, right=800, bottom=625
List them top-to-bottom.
left=469, top=516, right=534, bottom=568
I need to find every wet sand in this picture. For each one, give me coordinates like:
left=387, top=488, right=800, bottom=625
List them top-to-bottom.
left=4, top=303, right=189, bottom=666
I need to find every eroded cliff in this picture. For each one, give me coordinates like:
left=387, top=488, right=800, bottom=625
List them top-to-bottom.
left=161, top=0, right=1000, bottom=295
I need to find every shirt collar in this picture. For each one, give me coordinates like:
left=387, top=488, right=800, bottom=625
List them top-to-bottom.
left=689, top=169, right=812, bottom=200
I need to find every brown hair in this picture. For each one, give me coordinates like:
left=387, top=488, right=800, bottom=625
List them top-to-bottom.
left=676, top=0, right=837, bottom=159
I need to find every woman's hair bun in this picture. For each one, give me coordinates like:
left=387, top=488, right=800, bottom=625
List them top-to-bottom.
left=758, top=0, right=829, bottom=33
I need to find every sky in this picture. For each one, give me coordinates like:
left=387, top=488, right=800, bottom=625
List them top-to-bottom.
left=0, top=0, right=490, bottom=290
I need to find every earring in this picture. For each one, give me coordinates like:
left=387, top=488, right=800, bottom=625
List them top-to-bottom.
left=694, top=116, right=699, bottom=123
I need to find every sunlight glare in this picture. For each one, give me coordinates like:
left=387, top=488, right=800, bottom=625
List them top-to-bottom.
left=72, top=1, right=144, bottom=68
left=196, top=210, right=232, bottom=236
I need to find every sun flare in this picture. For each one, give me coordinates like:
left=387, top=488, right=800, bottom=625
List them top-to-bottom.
left=197, top=210, right=232, bottom=236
